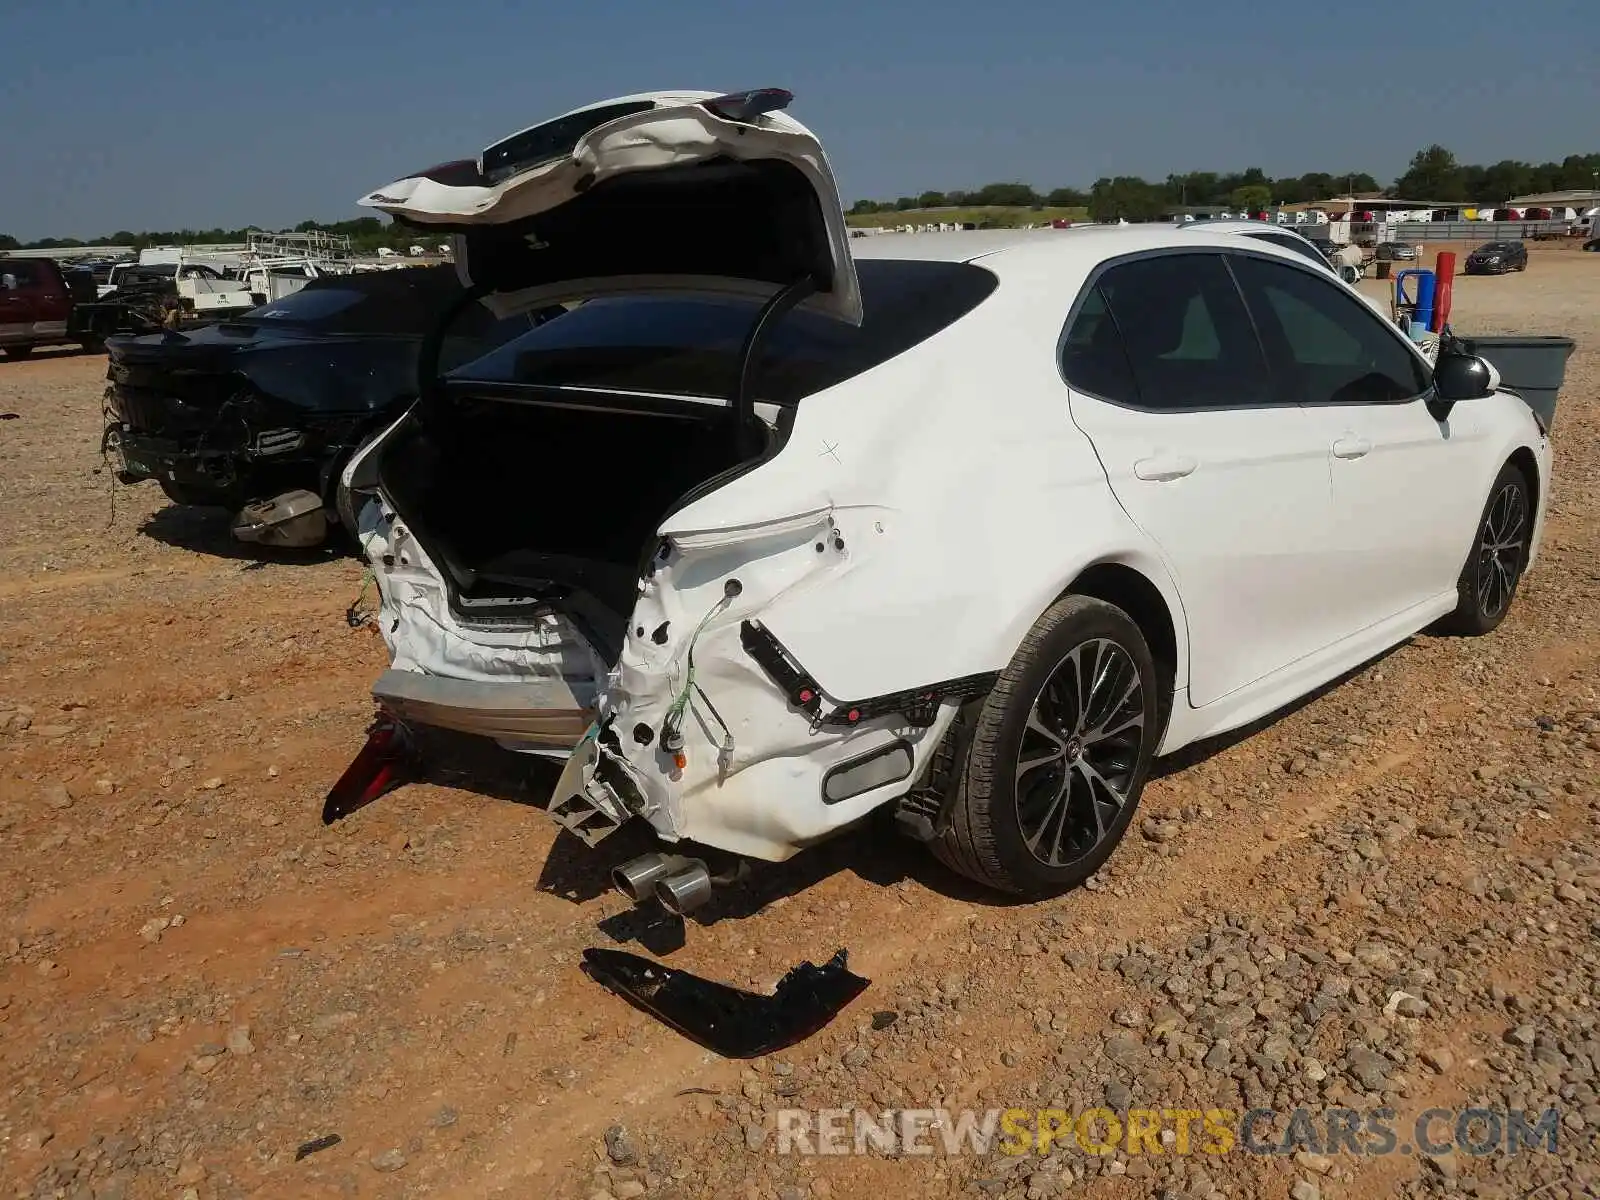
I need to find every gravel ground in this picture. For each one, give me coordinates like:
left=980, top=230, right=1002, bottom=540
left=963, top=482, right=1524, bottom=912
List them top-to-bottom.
left=0, top=243, right=1596, bottom=1200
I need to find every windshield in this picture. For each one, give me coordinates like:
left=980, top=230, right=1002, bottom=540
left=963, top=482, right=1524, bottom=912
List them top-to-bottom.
left=1475, top=243, right=1513, bottom=254
left=450, top=259, right=999, bottom=405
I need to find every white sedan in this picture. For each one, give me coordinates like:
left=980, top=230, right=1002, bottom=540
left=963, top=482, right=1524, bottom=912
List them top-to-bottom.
left=339, top=90, right=1551, bottom=910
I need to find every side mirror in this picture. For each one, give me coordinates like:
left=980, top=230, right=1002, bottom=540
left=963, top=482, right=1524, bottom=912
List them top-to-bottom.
left=0, top=274, right=16, bottom=291
left=1433, top=352, right=1500, bottom=404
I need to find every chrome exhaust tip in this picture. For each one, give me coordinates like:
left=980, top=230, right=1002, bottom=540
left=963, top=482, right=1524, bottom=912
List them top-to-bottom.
left=611, top=853, right=678, bottom=903
left=654, top=862, right=714, bottom=916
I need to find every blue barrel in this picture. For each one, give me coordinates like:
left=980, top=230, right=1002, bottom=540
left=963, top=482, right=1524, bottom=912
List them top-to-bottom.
left=1395, top=269, right=1436, bottom=334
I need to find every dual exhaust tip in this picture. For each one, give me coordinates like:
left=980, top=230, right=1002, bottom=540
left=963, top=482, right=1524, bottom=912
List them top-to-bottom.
left=612, top=852, right=714, bottom=916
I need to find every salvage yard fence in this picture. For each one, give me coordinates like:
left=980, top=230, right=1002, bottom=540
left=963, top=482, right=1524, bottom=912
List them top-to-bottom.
left=1383, top=219, right=1575, bottom=242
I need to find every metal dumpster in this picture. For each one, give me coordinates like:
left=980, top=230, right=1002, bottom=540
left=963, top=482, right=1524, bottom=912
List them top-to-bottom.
left=1455, top=334, right=1576, bottom=432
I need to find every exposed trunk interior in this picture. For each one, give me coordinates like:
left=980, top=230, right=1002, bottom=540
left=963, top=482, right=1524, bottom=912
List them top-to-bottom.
left=377, top=391, right=768, bottom=658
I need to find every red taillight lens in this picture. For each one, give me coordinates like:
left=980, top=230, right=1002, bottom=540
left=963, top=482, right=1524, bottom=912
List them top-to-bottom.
left=322, top=714, right=413, bottom=823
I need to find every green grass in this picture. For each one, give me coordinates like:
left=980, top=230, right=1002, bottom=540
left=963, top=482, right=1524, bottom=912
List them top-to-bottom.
left=845, top=205, right=1090, bottom=229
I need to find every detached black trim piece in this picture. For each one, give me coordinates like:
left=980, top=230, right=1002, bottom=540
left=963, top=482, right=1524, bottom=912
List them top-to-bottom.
left=740, top=619, right=822, bottom=715
left=740, top=620, right=998, bottom=729
left=822, top=672, right=1000, bottom=729
left=580, top=947, right=869, bottom=1058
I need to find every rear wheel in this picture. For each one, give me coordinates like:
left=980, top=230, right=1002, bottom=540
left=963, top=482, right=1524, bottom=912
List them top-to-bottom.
left=3, top=346, right=33, bottom=361
left=1440, top=462, right=1532, bottom=636
left=931, top=595, right=1158, bottom=897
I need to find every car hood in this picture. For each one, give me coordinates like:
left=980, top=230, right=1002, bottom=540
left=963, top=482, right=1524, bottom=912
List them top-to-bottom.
left=357, top=89, right=862, bottom=325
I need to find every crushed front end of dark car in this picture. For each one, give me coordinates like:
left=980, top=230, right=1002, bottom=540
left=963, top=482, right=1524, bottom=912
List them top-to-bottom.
left=102, top=265, right=532, bottom=548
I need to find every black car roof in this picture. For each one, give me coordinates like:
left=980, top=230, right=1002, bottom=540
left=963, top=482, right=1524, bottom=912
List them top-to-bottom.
left=244, top=264, right=469, bottom=335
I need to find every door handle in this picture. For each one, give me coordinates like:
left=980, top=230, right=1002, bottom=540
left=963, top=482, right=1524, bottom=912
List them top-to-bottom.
left=1331, top=436, right=1371, bottom=460
left=1132, top=454, right=1198, bottom=482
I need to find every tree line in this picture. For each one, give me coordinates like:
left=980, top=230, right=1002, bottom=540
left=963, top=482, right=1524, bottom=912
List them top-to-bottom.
left=6, top=145, right=1597, bottom=250
left=849, top=145, right=1600, bottom=223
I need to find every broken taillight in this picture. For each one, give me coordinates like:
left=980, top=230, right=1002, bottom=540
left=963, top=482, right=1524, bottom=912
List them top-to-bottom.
left=322, top=713, right=414, bottom=823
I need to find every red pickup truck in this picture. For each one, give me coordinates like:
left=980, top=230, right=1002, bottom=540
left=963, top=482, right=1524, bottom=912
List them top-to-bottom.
left=0, top=258, right=81, bottom=359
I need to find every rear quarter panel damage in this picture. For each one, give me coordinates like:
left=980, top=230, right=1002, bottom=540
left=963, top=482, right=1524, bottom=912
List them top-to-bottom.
left=597, top=287, right=1191, bottom=858
left=663, top=300, right=1190, bottom=707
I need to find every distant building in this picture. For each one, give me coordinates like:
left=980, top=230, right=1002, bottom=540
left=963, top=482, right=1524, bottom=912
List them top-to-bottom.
left=1508, top=189, right=1600, bottom=208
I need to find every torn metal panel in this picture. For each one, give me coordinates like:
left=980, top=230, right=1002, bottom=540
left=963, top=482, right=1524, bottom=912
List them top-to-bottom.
left=357, top=497, right=608, bottom=754
left=581, top=508, right=960, bottom=860
left=580, top=947, right=868, bottom=1058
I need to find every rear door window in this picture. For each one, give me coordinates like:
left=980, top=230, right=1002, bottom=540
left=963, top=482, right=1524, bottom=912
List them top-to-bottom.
left=1244, top=231, right=1330, bottom=269
left=1080, top=253, right=1272, bottom=410
left=1231, top=253, right=1429, bottom=406
left=0, top=262, right=45, bottom=289
left=1059, top=285, right=1139, bottom=405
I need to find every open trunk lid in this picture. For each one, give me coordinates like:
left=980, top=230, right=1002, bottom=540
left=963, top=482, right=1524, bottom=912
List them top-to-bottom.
left=357, top=89, right=862, bottom=325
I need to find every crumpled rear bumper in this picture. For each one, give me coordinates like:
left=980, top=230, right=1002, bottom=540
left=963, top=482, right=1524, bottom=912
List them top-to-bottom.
left=371, top=668, right=592, bottom=747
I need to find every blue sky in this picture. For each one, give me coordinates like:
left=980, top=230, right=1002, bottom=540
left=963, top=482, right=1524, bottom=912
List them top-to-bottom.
left=2, top=0, right=1596, bottom=240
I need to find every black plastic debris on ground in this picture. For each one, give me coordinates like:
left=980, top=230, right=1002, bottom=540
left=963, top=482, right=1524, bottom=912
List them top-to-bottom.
left=580, top=947, right=869, bottom=1058
left=294, top=1133, right=341, bottom=1161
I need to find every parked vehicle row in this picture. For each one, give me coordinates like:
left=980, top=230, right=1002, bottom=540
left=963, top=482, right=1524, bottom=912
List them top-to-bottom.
left=2, top=254, right=270, bottom=357
left=0, top=258, right=86, bottom=359
left=101, top=265, right=543, bottom=547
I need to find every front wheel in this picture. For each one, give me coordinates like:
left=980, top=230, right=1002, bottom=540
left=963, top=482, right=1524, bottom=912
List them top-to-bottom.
left=1439, top=462, right=1532, bottom=636
left=157, top=478, right=247, bottom=510
left=931, top=595, right=1159, bottom=897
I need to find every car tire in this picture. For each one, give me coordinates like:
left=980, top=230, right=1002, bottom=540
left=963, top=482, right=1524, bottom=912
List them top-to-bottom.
left=3, top=346, right=34, bottom=361
left=1439, top=461, right=1533, bottom=637
left=157, top=478, right=245, bottom=509
left=931, top=595, right=1159, bottom=898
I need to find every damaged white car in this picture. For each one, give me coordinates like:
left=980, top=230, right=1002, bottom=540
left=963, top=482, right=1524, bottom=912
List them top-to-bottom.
left=335, top=89, right=1551, bottom=911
